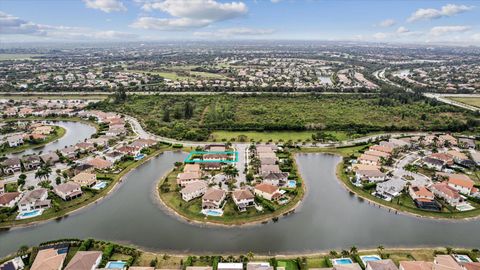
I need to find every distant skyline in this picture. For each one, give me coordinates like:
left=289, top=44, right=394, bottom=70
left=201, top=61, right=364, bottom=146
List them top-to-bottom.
left=1, top=0, right=479, bottom=45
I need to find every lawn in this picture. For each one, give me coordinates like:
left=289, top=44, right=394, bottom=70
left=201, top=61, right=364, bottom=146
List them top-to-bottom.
left=0, top=54, right=42, bottom=61
left=91, top=93, right=478, bottom=141
left=0, top=94, right=107, bottom=100
left=449, top=97, right=480, bottom=108
left=278, top=260, right=299, bottom=270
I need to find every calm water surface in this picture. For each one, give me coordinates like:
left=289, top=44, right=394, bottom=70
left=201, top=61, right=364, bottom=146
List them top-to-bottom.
left=0, top=152, right=479, bottom=256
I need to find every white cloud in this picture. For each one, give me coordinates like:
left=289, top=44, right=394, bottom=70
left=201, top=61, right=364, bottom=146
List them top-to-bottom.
left=83, top=0, right=126, bottom=12
left=133, top=0, right=247, bottom=31
left=271, top=0, right=282, bottom=3
left=408, top=4, right=474, bottom=22
left=0, top=11, right=137, bottom=41
left=379, top=19, right=396, bottom=27
left=429, top=25, right=471, bottom=36
left=396, top=26, right=409, bottom=34
left=194, top=27, right=274, bottom=38
left=373, top=32, right=388, bottom=40
left=472, top=33, right=480, bottom=41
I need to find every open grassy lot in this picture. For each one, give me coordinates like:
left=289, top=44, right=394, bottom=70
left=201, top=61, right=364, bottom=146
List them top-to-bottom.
left=0, top=54, right=42, bottom=61
left=91, top=93, right=478, bottom=141
left=0, top=94, right=107, bottom=100
left=449, top=97, right=480, bottom=108
left=209, top=130, right=375, bottom=142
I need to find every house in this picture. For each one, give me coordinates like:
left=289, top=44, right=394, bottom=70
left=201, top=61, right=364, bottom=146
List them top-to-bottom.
left=32, top=125, right=53, bottom=135
left=7, top=134, right=24, bottom=147
left=438, top=134, right=457, bottom=146
left=86, top=137, right=110, bottom=148
left=130, top=138, right=157, bottom=149
left=458, top=138, right=476, bottom=149
left=75, top=142, right=95, bottom=153
left=205, top=144, right=226, bottom=152
left=117, top=145, right=140, bottom=156
left=370, top=145, right=394, bottom=154
left=60, top=146, right=78, bottom=159
left=256, top=146, right=275, bottom=154
left=364, top=150, right=390, bottom=158
left=446, top=150, right=469, bottom=163
left=104, top=151, right=124, bottom=163
left=468, top=151, right=480, bottom=166
left=40, top=152, right=60, bottom=165
left=204, top=153, right=229, bottom=161
left=428, top=153, right=454, bottom=166
left=358, top=154, right=381, bottom=165
left=21, top=155, right=41, bottom=170
left=2, top=157, right=22, bottom=174
left=259, top=157, right=277, bottom=165
left=422, top=157, right=444, bottom=171
left=86, top=158, right=113, bottom=170
left=203, top=162, right=223, bottom=171
left=73, top=163, right=95, bottom=175
left=183, top=163, right=201, bottom=173
left=352, top=163, right=381, bottom=172
left=260, top=164, right=282, bottom=176
left=355, top=169, right=386, bottom=183
left=72, top=172, right=97, bottom=187
left=177, top=172, right=202, bottom=186
left=263, top=172, right=289, bottom=186
left=441, top=174, right=475, bottom=195
left=376, top=178, right=406, bottom=199
left=0, top=181, right=4, bottom=194
left=180, top=181, right=208, bottom=202
left=54, top=182, right=83, bottom=201
left=430, top=182, right=462, bottom=206
left=254, top=183, right=281, bottom=201
left=409, top=186, right=435, bottom=201
left=18, top=188, right=51, bottom=213
left=202, top=188, right=226, bottom=209
left=232, top=189, right=255, bottom=211
left=0, top=192, right=22, bottom=208
left=31, top=247, right=67, bottom=270
left=64, top=251, right=102, bottom=270
left=433, top=255, right=462, bottom=270
left=0, top=256, right=25, bottom=270
left=366, top=260, right=398, bottom=270
left=399, top=261, right=433, bottom=270
left=247, top=262, right=273, bottom=270
left=217, top=263, right=244, bottom=270
left=464, top=263, right=480, bottom=270
left=334, top=264, right=363, bottom=270
left=186, top=267, right=213, bottom=270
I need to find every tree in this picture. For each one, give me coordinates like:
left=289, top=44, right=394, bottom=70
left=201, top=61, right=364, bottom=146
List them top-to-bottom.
left=114, top=88, right=127, bottom=103
left=184, top=101, right=194, bottom=119
left=18, top=174, right=27, bottom=186
left=17, top=245, right=29, bottom=256
left=377, top=245, right=384, bottom=255
left=350, top=246, right=358, bottom=255
left=329, top=250, right=338, bottom=258
left=246, top=251, right=254, bottom=261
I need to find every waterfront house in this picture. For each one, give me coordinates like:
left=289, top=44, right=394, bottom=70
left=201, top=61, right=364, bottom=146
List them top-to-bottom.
left=32, top=125, right=53, bottom=135
left=7, top=134, right=24, bottom=147
left=130, top=138, right=157, bottom=149
left=117, top=145, right=140, bottom=156
left=60, top=146, right=78, bottom=159
left=364, top=150, right=390, bottom=158
left=446, top=150, right=469, bottom=164
left=105, top=151, right=124, bottom=163
left=40, top=152, right=60, bottom=165
left=258, top=152, right=277, bottom=159
left=358, top=154, right=381, bottom=166
left=21, top=155, right=41, bottom=171
left=2, top=157, right=21, bottom=174
left=86, top=158, right=113, bottom=170
left=203, top=162, right=223, bottom=171
left=352, top=163, right=381, bottom=172
left=183, top=164, right=201, bottom=173
left=260, top=164, right=282, bottom=176
left=355, top=169, right=386, bottom=183
left=72, top=172, right=97, bottom=187
left=177, top=172, right=202, bottom=186
left=263, top=172, right=289, bottom=186
left=442, top=174, right=475, bottom=195
left=375, top=178, right=406, bottom=200
left=180, top=181, right=208, bottom=202
left=54, top=182, right=83, bottom=201
left=430, top=182, right=462, bottom=206
left=254, top=183, right=281, bottom=201
left=409, top=186, right=434, bottom=201
left=18, top=188, right=51, bottom=213
left=202, top=188, right=226, bottom=209
left=232, top=189, right=255, bottom=211
left=0, top=192, right=22, bottom=208
left=31, top=247, right=67, bottom=270
left=64, top=251, right=102, bottom=270
left=0, top=256, right=25, bottom=270
left=366, top=259, right=398, bottom=270
left=399, top=261, right=433, bottom=270
left=247, top=262, right=273, bottom=270
left=218, top=263, right=244, bottom=270
left=464, top=263, right=480, bottom=270
left=335, top=264, right=363, bottom=270
left=186, top=267, right=213, bottom=270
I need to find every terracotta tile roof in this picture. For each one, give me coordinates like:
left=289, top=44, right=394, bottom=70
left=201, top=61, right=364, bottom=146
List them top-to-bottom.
left=86, top=158, right=113, bottom=169
left=255, top=183, right=279, bottom=194
left=202, top=188, right=226, bottom=202
left=233, top=189, right=254, bottom=201
left=0, top=192, right=21, bottom=205
left=31, top=248, right=67, bottom=270
left=65, top=251, right=102, bottom=270
left=399, top=261, right=433, bottom=270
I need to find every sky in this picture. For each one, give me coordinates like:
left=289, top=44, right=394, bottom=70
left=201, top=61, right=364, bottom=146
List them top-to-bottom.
left=1, top=0, right=480, bottom=45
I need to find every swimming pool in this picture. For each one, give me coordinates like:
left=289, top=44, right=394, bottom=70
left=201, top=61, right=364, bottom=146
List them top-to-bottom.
left=134, top=154, right=145, bottom=161
left=287, top=180, right=297, bottom=188
left=92, top=181, right=107, bottom=190
left=16, top=209, right=43, bottom=220
left=201, top=209, right=223, bottom=216
left=453, top=254, right=472, bottom=263
left=360, top=255, right=381, bottom=265
left=332, top=258, right=354, bottom=265
left=106, top=261, right=127, bottom=269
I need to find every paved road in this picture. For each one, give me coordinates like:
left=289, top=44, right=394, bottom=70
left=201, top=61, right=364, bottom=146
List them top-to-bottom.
left=423, top=93, right=480, bottom=112
left=391, top=152, right=431, bottom=187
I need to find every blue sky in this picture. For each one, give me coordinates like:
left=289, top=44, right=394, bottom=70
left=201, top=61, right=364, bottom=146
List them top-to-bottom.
left=1, top=0, right=479, bottom=44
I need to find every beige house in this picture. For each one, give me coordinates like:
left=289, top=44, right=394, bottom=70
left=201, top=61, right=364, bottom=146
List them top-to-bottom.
left=72, top=172, right=97, bottom=187
left=177, top=172, right=202, bottom=186
left=180, top=181, right=208, bottom=202
left=54, top=182, right=82, bottom=201
left=254, top=183, right=280, bottom=201
left=202, top=188, right=226, bottom=209
left=31, top=248, right=67, bottom=270
left=65, top=251, right=102, bottom=270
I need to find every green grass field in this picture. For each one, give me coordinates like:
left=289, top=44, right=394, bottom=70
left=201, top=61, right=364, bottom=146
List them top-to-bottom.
left=0, top=54, right=42, bottom=61
left=450, top=97, right=480, bottom=108
left=209, top=130, right=371, bottom=142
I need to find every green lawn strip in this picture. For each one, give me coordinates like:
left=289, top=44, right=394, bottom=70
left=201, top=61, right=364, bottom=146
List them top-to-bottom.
left=0, top=94, right=108, bottom=100
left=449, top=97, right=480, bottom=108
left=0, top=126, right=66, bottom=156
left=210, top=131, right=384, bottom=143
left=0, top=145, right=172, bottom=228
left=297, top=146, right=480, bottom=219
left=158, top=157, right=305, bottom=225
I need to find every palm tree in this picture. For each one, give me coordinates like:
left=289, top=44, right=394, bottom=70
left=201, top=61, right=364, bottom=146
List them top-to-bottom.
left=42, top=165, right=52, bottom=180
left=35, top=168, right=45, bottom=181
left=17, top=245, right=29, bottom=256
left=377, top=245, right=384, bottom=255
left=350, top=246, right=358, bottom=255
left=329, top=250, right=338, bottom=258
left=341, top=250, right=350, bottom=257
left=246, top=251, right=254, bottom=261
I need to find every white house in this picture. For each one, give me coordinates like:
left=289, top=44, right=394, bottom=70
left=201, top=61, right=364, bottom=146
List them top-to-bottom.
left=7, top=134, right=24, bottom=147
left=355, top=169, right=386, bottom=183
left=180, top=181, right=208, bottom=202
left=254, top=183, right=280, bottom=201
left=18, top=188, right=51, bottom=213
left=232, top=189, right=255, bottom=211
left=218, top=263, right=244, bottom=270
